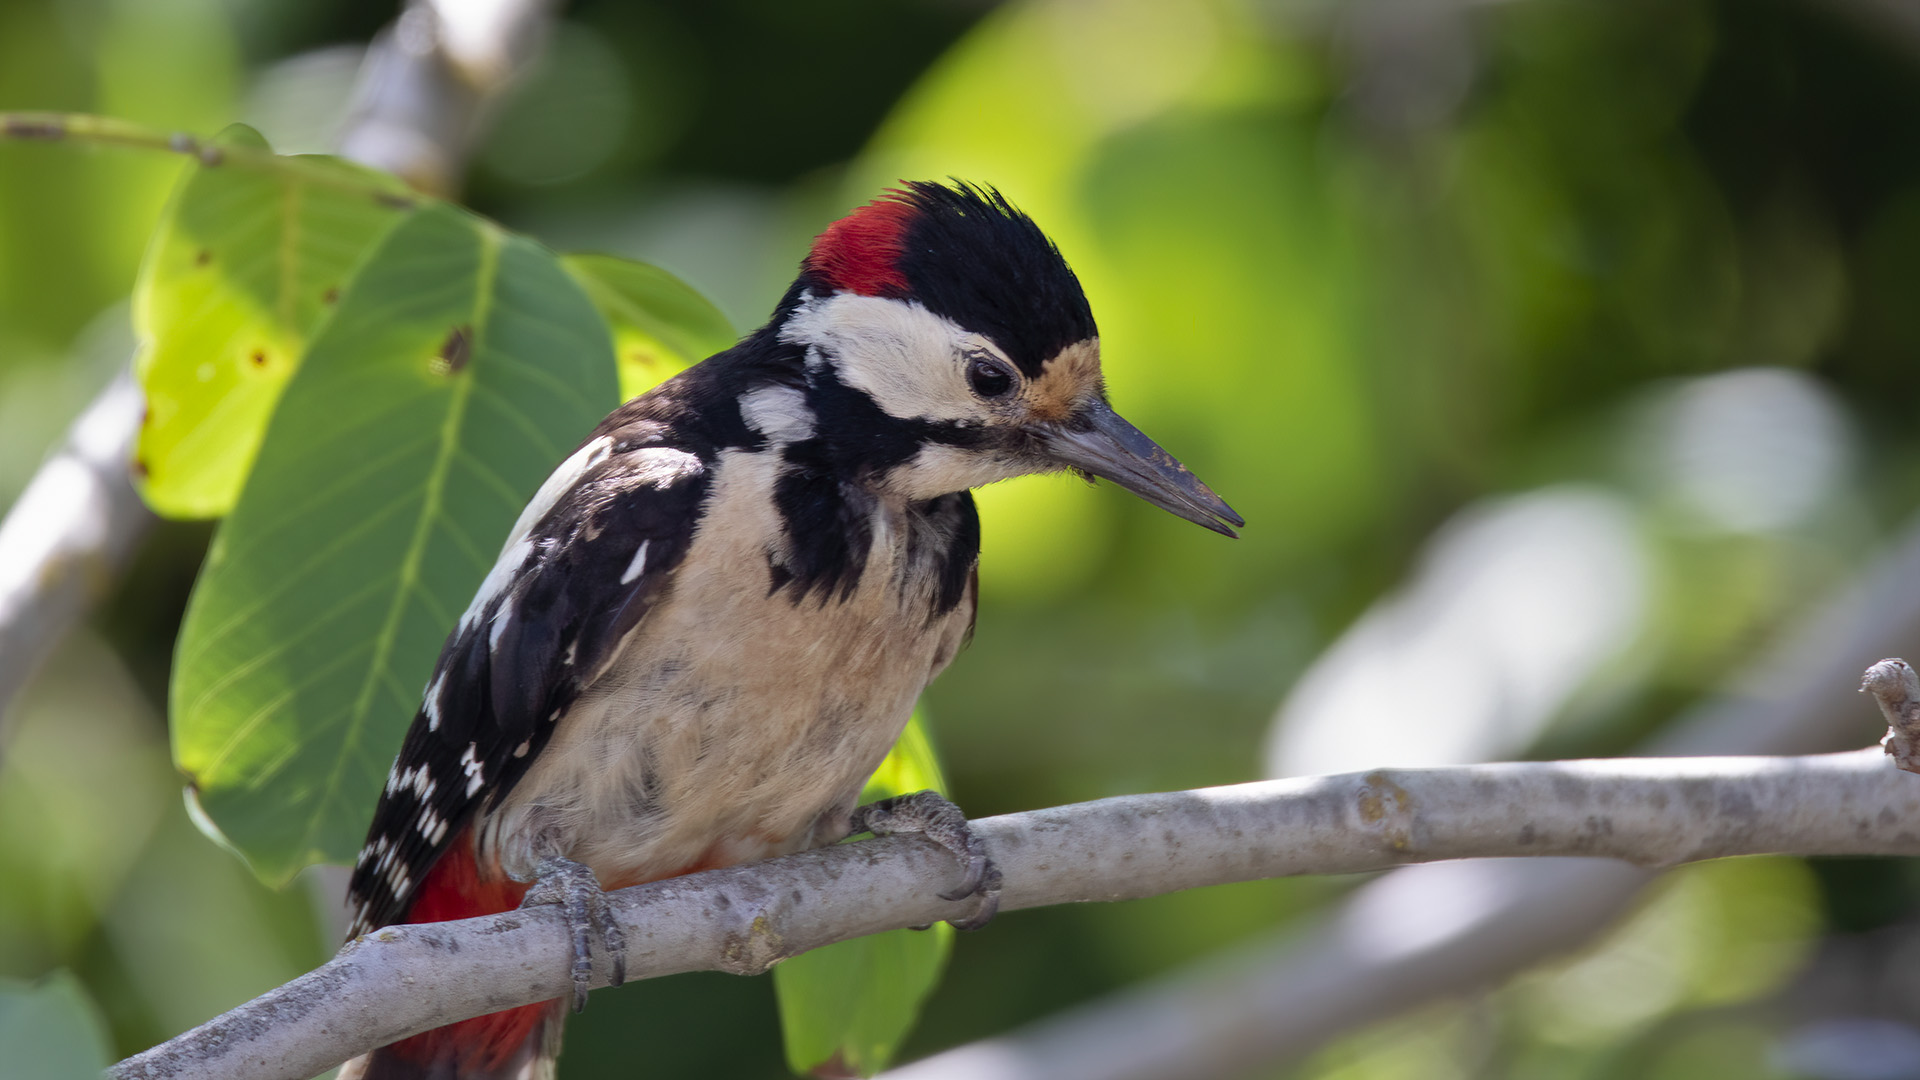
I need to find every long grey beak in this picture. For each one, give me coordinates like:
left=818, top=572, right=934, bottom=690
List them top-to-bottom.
left=1042, top=400, right=1244, bottom=538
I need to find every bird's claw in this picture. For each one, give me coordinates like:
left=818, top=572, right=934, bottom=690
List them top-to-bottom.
left=849, top=790, right=1001, bottom=930
left=519, top=855, right=626, bottom=1012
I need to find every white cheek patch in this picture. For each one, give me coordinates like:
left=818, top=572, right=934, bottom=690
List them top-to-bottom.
left=780, top=291, right=979, bottom=422
left=886, top=443, right=1036, bottom=501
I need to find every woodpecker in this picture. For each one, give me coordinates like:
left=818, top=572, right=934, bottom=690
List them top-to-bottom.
left=338, top=181, right=1241, bottom=1080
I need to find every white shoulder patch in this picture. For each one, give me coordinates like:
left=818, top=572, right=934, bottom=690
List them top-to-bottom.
left=739, top=384, right=816, bottom=442
left=506, top=435, right=616, bottom=548
left=452, top=436, right=617, bottom=633
left=455, top=441, right=701, bottom=636
left=624, top=446, right=703, bottom=487
left=458, top=536, right=533, bottom=634
left=423, top=669, right=447, bottom=730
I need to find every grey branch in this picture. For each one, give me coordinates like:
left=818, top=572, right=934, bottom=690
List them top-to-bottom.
left=885, top=511, right=1920, bottom=1080
left=112, top=748, right=1920, bottom=1080
left=880, top=859, right=1653, bottom=1080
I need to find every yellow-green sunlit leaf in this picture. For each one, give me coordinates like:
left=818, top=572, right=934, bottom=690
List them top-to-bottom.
left=133, top=124, right=412, bottom=518
left=562, top=252, right=737, bottom=401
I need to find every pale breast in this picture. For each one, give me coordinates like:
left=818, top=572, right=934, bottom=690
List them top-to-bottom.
left=485, top=445, right=974, bottom=885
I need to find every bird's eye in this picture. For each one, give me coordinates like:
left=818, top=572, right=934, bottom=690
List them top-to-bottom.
left=966, top=356, right=1014, bottom=399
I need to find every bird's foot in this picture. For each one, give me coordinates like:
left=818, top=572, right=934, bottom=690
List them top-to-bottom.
left=849, top=790, right=1002, bottom=930
left=518, top=855, right=627, bottom=1012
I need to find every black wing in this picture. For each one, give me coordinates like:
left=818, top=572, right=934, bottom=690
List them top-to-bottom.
left=345, top=427, right=714, bottom=937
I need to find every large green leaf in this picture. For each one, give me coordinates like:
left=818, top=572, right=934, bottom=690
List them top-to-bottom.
left=133, top=123, right=413, bottom=519
left=171, top=202, right=619, bottom=885
left=561, top=252, right=737, bottom=400
left=774, top=715, right=954, bottom=1077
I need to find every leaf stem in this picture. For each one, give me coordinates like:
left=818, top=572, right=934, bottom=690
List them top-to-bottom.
left=1, top=112, right=422, bottom=207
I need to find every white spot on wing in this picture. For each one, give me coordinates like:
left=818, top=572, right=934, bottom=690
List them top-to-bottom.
left=508, top=436, right=615, bottom=548
left=620, top=540, right=651, bottom=586
left=460, top=742, right=486, bottom=797
left=392, top=764, right=434, bottom=802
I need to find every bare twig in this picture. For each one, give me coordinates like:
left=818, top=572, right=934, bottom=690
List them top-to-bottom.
left=0, top=112, right=420, bottom=203
left=1862, top=656, right=1920, bottom=771
left=112, top=749, right=1920, bottom=1080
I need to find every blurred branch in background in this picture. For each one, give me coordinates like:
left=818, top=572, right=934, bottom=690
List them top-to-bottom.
left=0, top=0, right=553, bottom=737
left=337, top=0, right=557, bottom=196
left=1816, top=0, right=1920, bottom=63
left=0, top=371, right=147, bottom=758
left=879, top=500, right=1920, bottom=1080
left=116, top=748, right=1920, bottom=1080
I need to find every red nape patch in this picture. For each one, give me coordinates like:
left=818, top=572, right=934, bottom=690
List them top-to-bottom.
left=803, top=191, right=919, bottom=297
left=387, top=830, right=551, bottom=1073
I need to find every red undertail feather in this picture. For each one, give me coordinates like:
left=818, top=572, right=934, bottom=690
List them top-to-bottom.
left=804, top=191, right=917, bottom=298
left=362, top=828, right=555, bottom=1079
left=347, top=833, right=764, bottom=1079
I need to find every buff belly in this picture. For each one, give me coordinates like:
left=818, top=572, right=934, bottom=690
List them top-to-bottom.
left=482, top=446, right=972, bottom=885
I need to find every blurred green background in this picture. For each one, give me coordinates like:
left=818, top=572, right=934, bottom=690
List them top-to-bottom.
left=6, top=0, right=1920, bottom=1076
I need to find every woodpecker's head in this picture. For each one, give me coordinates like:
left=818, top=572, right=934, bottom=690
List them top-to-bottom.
left=774, top=181, right=1242, bottom=537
